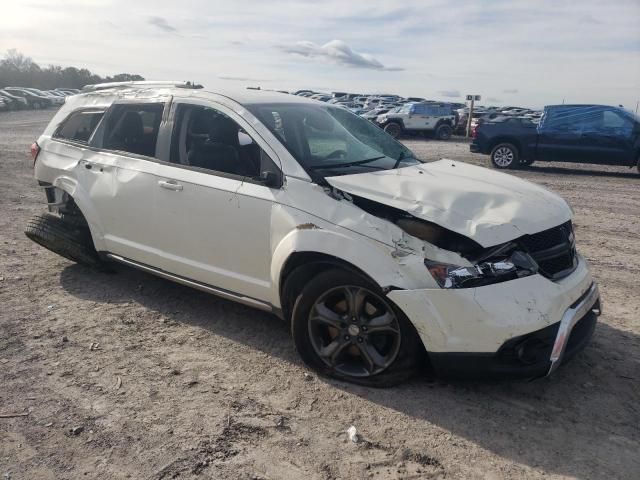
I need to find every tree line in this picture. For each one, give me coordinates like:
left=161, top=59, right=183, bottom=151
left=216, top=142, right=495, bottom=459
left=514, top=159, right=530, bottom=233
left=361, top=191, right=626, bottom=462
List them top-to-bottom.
left=0, top=49, right=145, bottom=90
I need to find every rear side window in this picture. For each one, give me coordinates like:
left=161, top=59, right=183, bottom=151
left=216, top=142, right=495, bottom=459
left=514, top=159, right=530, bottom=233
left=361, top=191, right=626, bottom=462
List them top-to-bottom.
left=102, top=103, right=164, bottom=158
left=54, top=110, right=104, bottom=143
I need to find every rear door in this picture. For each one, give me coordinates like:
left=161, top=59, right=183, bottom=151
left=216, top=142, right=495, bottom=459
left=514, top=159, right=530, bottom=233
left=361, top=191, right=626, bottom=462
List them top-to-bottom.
left=84, top=101, right=167, bottom=265
left=536, top=107, right=584, bottom=162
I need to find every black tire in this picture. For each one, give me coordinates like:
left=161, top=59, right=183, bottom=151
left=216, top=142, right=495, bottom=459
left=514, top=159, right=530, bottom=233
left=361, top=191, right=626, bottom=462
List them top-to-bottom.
left=383, top=122, right=402, bottom=139
left=435, top=124, right=452, bottom=141
left=490, top=143, right=519, bottom=169
left=636, top=153, right=640, bottom=175
left=25, top=213, right=104, bottom=269
left=290, top=268, right=424, bottom=387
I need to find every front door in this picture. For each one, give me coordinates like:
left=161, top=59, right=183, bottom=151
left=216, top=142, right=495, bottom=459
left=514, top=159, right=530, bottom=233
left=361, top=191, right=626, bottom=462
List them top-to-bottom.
left=152, top=101, right=281, bottom=302
left=404, top=104, right=433, bottom=130
left=576, top=108, right=636, bottom=165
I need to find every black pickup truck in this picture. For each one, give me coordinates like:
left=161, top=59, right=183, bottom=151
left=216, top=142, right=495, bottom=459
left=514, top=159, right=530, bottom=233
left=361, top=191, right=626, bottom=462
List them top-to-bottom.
left=470, top=105, right=640, bottom=173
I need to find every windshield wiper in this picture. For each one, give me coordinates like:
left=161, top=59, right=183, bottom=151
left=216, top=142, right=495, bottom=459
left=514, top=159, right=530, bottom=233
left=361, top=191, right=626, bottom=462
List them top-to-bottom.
left=392, top=150, right=415, bottom=169
left=309, top=156, right=387, bottom=170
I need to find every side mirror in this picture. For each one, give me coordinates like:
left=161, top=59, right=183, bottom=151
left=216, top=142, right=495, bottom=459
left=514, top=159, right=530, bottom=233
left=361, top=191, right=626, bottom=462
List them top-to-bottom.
left=238, top=131, right=254, bottom=146
left=260, top=170, right=281, bottom=188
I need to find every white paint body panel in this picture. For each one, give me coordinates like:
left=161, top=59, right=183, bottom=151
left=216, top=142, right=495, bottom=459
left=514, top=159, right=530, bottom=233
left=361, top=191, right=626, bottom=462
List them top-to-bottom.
left=33, top=85, right=595, bottom=358
left=326, top=160, right=571, bottom=247
left=389, top=254, right=593, bottom=353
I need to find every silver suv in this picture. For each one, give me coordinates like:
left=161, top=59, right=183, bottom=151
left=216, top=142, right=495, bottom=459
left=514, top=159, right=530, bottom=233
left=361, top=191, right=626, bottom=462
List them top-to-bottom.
left=376, top=102, right=456, bottom=140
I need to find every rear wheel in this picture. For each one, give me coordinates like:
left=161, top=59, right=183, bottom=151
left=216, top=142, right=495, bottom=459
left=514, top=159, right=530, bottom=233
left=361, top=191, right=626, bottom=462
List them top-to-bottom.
left=383, top=122, right=402, bottom=139
left=435, top=124, right=452, bottom=140
left=490, top=143, right=519, bottom=169
left=25, top=213, right=104, bottom=269
left=291, top=269, right=423, bottom=387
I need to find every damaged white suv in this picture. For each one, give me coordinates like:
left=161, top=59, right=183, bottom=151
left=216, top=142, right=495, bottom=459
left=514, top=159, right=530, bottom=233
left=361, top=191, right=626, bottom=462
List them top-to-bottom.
left=27, top=81, right=601, bottom=386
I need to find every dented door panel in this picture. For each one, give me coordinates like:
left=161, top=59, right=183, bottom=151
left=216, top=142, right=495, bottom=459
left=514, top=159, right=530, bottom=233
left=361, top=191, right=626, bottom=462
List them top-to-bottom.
left=83, top=152, right=160, bottom=266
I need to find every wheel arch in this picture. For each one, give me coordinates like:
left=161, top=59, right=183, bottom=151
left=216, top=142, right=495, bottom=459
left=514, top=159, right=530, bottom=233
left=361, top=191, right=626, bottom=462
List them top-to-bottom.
left=384, top=118, right=405, bottom=130
left=435, top=118, right=453, bottom=128
left=489, top=137, right=522, bottom=154
left=48, top=175, right=106, bottom=251
left=270, top=229, right=411, bottom=317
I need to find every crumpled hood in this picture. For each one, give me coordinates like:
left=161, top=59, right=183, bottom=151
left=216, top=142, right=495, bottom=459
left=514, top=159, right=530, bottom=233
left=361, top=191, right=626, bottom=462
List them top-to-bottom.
left=325, top=160, right=572, bottom=247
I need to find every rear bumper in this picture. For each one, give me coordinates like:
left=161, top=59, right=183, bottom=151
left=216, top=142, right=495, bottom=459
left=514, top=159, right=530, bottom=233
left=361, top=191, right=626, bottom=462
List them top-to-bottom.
left=469, top=143, right=483, bottom=153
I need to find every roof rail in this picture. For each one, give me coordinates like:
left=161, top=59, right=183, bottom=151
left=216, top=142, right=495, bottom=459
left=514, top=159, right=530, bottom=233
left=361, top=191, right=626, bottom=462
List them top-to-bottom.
left=82, top=80, right=203, bottom=92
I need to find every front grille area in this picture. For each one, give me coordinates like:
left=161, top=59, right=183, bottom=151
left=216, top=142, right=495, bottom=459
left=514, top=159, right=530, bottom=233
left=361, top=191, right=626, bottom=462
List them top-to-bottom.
left=519, top=221, right=577, bottom=280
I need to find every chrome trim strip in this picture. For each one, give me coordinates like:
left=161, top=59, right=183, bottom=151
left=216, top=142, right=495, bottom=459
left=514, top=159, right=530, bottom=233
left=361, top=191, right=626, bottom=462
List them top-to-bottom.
left=106, top=253, right=273, bottom=312
left=547, top=283, right=600, bottom=375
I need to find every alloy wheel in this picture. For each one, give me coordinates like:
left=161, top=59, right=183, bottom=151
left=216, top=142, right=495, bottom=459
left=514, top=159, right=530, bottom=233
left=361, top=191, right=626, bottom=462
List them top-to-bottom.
left=493, top=147, right=514, bottom=167
left=307, top=286, right=402, bottom=377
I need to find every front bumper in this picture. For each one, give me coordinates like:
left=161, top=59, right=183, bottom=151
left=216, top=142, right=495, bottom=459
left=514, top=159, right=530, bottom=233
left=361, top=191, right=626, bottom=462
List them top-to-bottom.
left=388, top=254, right=601, bottom=380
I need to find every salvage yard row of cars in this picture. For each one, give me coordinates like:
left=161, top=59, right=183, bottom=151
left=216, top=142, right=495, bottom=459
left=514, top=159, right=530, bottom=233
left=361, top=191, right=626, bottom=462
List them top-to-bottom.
left=24, top=81, right=603, bottom=386
left=0, top=87, right=79, bottom=111
left=288, top=89, right=543, bottom=139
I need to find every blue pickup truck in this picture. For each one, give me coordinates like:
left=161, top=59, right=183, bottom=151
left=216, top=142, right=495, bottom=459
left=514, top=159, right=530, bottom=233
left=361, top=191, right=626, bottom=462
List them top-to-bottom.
left=470, top=104, right=640, bottom=173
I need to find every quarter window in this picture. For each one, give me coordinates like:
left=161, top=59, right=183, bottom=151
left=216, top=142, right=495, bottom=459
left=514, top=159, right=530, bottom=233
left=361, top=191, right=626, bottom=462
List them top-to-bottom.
left=54, top=110, right=104, bottom=143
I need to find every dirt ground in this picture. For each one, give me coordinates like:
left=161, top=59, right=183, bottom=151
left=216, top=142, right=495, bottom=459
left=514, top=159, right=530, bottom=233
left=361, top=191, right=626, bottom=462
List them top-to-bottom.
left=1, top=110, right=638, bottom=480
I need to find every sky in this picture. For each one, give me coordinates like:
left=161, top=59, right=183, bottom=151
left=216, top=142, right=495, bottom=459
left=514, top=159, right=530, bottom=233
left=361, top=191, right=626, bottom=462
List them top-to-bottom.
left=1, top=0, right=639, bottom=109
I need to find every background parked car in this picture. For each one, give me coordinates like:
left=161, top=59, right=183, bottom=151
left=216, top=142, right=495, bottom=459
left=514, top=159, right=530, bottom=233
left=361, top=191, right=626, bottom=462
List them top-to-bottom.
left=3, top=87, right=52, bottom=109
left=0, top=90, right=29, bottom=110
left=376, top=102, right=456, bottom=139
left=471, top=104, right=640, bottom=172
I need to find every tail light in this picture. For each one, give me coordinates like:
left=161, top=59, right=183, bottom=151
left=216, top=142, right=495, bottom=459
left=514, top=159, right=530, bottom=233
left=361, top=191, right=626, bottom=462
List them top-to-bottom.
left=471, top=126, right=478, bottom=138
left=30, top=142, right=41, bottom=164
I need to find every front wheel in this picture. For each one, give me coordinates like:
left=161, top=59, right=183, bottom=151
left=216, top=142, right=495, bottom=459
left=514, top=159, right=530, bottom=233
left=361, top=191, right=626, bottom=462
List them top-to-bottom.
left=383, top=122, right=402, bottom=139
left=435, top=124, right=452, bottom=140
left=490, top=143, right=519, bottom=169
left=291, top=269, right=423, bottom=387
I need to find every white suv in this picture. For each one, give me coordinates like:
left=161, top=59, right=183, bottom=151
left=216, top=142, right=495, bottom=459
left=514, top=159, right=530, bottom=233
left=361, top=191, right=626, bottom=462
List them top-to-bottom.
left=26, top=81, right=601, bottom=386
left=377, top=102, right=456, bottom=140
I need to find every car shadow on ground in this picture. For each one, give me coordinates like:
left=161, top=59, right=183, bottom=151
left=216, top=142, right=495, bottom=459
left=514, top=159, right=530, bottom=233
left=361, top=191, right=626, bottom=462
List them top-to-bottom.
left=522, top=164, right=639, bottom=179
left=59, top=263, right=639, bottom=479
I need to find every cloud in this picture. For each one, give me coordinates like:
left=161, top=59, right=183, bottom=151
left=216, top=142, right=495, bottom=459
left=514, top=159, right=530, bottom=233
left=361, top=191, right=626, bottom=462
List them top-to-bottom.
left=148, top=16, right=177, bottom=33
left=279, top=40, right=403, bottom=71
left=218, top=74, right=268, bottom=82
left=438, top=89, right=460, bottom=98
left=502, top=89, right=518, bottom=94
left=486, top=97, right=501, bottom=103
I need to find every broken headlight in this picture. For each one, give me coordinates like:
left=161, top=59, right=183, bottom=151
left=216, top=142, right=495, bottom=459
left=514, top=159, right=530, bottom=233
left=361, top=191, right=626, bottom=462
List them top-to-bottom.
left=425, top=251, right=538, bottom=289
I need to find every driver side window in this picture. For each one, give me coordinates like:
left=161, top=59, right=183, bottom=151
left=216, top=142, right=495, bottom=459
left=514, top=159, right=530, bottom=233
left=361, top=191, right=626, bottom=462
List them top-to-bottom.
left=170, top=104, right=280, bottom=182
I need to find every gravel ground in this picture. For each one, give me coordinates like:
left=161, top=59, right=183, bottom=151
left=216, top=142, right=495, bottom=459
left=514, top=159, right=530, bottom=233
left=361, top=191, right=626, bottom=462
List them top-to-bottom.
left=1, top=110, right=638, bottom=480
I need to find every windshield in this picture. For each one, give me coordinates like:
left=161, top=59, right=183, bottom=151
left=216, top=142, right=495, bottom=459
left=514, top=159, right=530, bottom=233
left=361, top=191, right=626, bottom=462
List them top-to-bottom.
left=247, top=103, right=419, bottom=180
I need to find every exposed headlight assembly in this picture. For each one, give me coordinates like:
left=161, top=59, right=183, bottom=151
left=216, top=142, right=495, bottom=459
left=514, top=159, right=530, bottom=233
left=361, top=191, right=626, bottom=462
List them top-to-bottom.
left=425, top=250, right=538, bottom=289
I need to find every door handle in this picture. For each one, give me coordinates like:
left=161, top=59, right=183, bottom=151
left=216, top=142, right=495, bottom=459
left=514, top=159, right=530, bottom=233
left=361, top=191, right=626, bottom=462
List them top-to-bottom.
left=158, top=180, right=183, bottom=191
